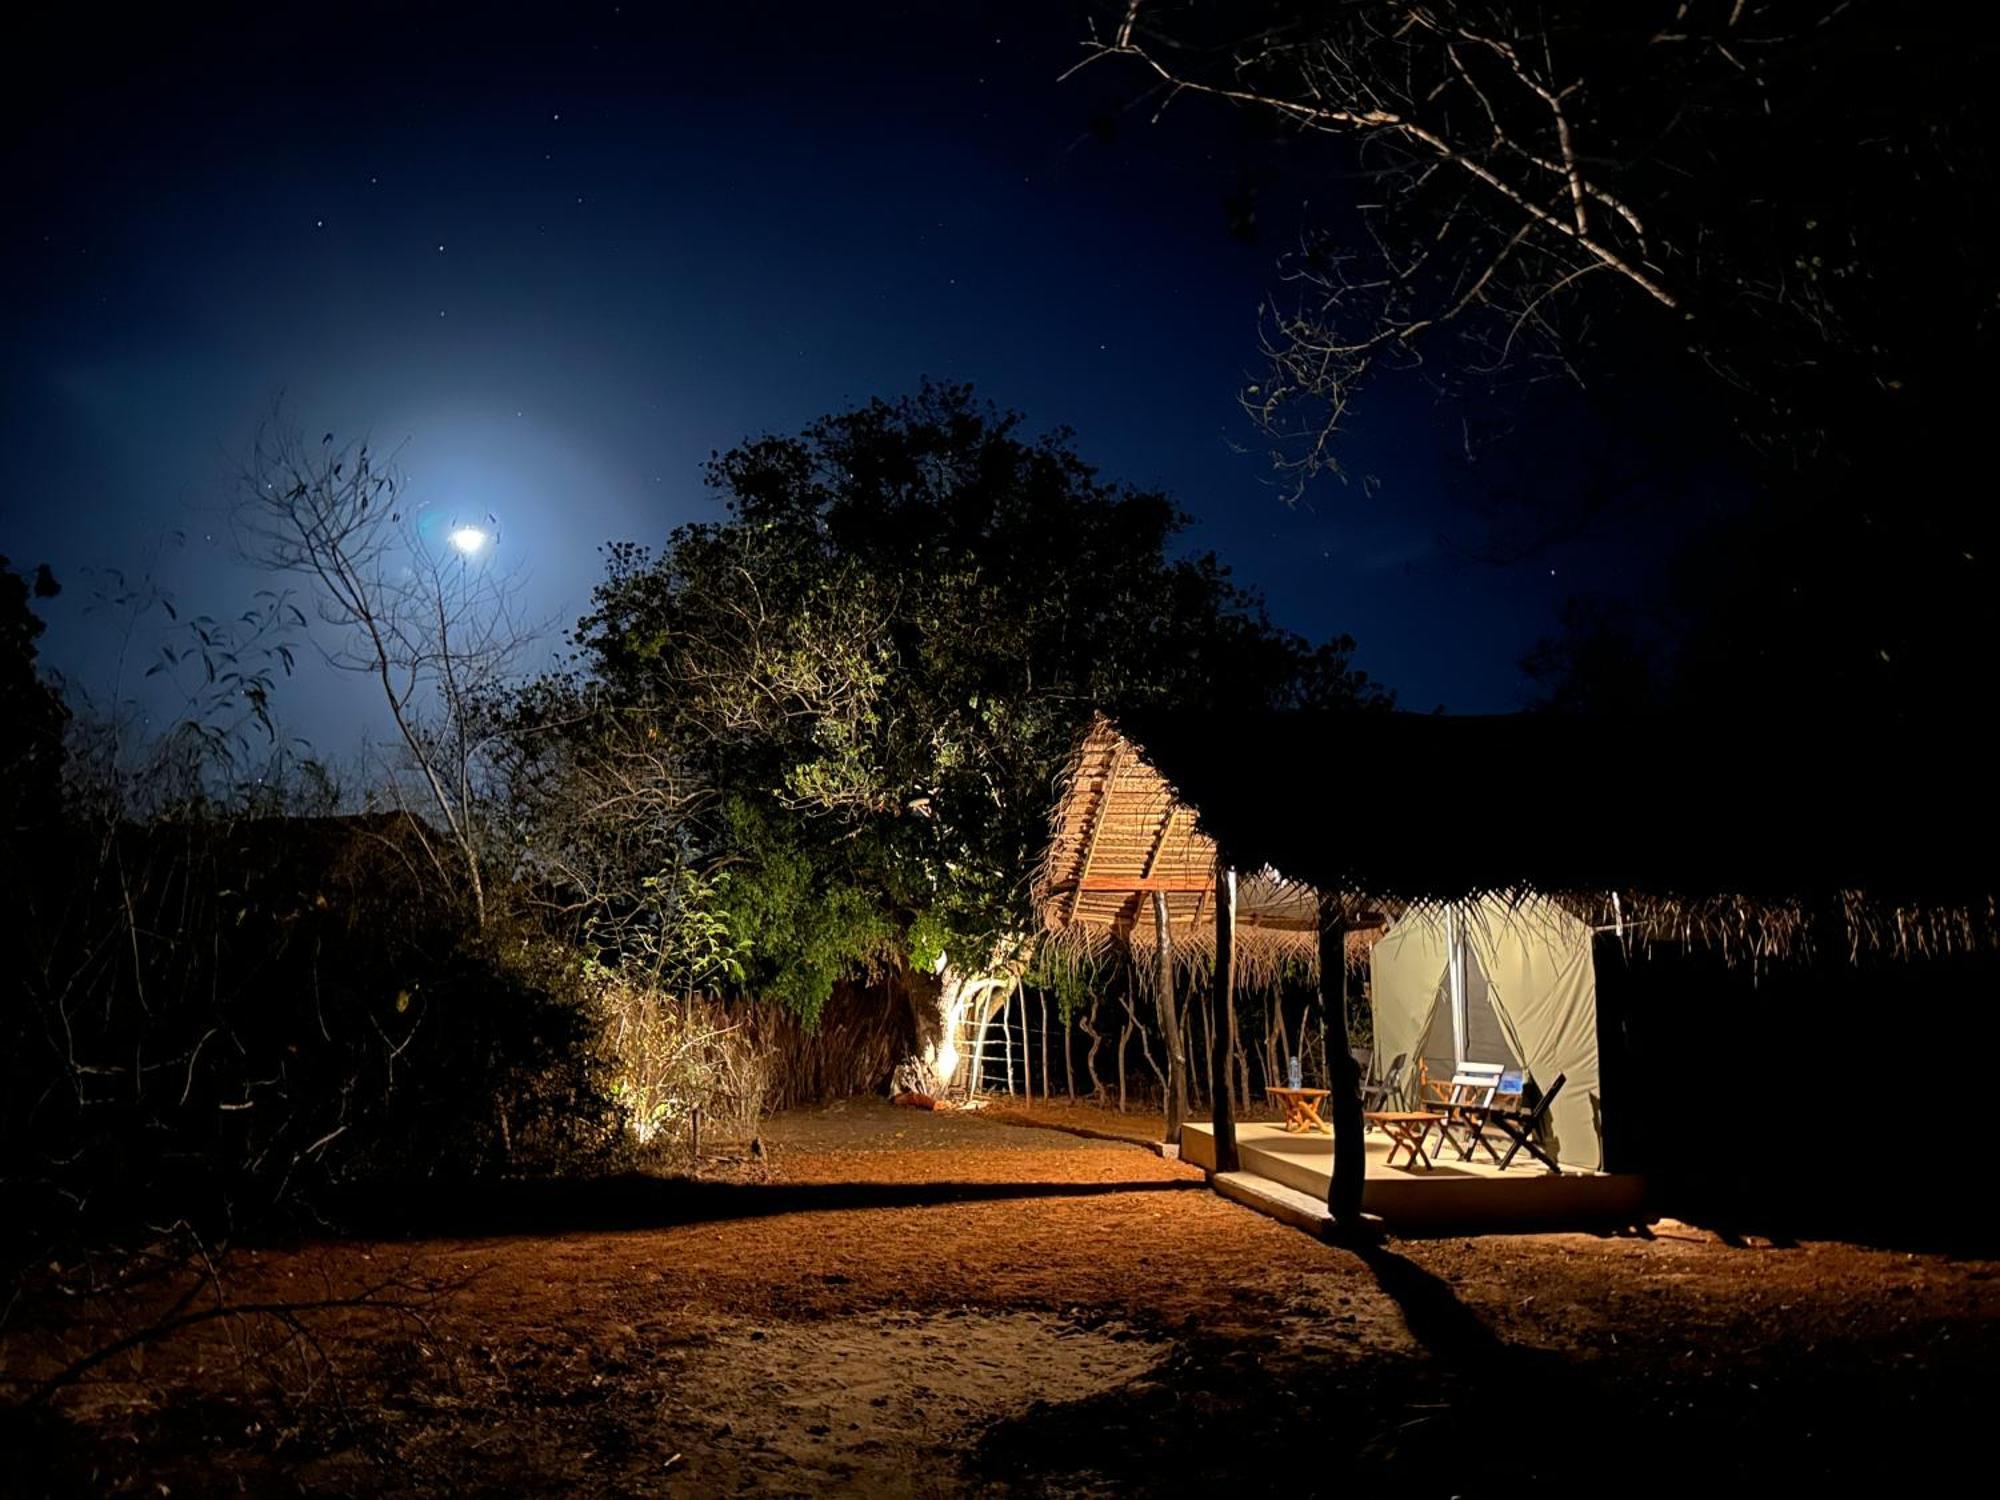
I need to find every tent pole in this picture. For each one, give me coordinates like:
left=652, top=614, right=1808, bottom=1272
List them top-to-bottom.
left=1209, top=859, right=1240, bottom=1173
left=1153, top=890, right=1188, bottom=1147
left=1321, top=894, right=1366, bottom=1227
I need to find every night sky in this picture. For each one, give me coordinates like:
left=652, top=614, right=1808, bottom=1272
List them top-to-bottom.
left=1, top=2, right=1653, bottom=755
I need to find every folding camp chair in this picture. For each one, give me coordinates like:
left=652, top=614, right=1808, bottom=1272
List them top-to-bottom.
left=1359, top=1052, right=1408, bottom=1114
left=1423, top=1062, right=1506, bottom=1161
left=1458, top=1067, right=1526, bottom=1164
left=1489, top=1073, right=1568, bottom=1175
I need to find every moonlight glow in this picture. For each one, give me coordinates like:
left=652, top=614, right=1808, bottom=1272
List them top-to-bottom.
left=448, top=525, right=489, bottom=555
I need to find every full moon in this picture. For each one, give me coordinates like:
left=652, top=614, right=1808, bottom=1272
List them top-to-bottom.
left=448, top=525, right=488, bottom=555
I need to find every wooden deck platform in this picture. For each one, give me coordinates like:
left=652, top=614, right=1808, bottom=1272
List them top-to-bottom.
left=1181, top=1121, right=1647, bottom=1234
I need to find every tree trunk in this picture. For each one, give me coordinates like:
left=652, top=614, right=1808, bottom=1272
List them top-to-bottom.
left=1210, top=861, right=1239, bottom=1172
left=1152, top=891, right=1188, bottom=1146
left=1322, top=896, right=1366, bottom=1228
left=909, top=962, right=995, bottom=1099
left=1064, top=1008, right=1076, bottom=1102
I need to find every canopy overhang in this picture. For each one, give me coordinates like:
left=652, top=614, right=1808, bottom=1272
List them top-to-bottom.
left=1036, top=710, right=2000, bottom=973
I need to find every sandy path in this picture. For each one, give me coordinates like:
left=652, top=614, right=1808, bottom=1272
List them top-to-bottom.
left=17, top=1099, right=1999, bottom=1496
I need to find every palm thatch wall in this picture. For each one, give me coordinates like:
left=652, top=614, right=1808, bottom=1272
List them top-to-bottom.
left=1038, top=711, right=2000, bottom=967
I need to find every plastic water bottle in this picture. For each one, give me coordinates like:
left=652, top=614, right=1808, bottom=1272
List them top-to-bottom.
left=1288, top=1055, right=1303, bottom=1090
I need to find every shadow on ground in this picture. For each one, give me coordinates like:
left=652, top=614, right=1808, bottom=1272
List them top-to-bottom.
left=327, top=1172, right=1206, bottom=1240
left=971, top=1238, right=1988, bottom=1493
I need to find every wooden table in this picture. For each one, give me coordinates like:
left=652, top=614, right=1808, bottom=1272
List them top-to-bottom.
left=1268, top=1086, right=1333, bottom=1134
left=1365, top=1110, right=1446, bottom=1170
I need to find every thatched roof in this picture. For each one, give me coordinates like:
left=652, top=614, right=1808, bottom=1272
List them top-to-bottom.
left=1038, top=711, right=2000, bottom=967
left=1033, top=717, right=1378, bottom=989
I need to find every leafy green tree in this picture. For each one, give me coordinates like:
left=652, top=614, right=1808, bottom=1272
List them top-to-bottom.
left=535, top=384, right=1386, bottom=1067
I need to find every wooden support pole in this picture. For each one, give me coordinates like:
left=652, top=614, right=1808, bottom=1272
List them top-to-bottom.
left=1209, top=860, right=1239, bottom=1173
left=1152, top=890, right=1188, bottom=1146
left=1321, top=894, right=1366, bottom=1227
left=1004, top=983, right=1018, bottom=1096
left=1021, top=984, right=1033, bottom=1108
left=1193, top=984, right=1211, bottom=1109
left=971, top=990, right=989, bottom=1096
left=1039, top=991, right=1050, bottom=1115
left=1116, top=992, right=1131, bottom=1113
left=1080, top=996, right=1105, bottom=1101
left=1064, top=1006, right=1076, bottom=1102
left=1185, top=1007, right=1201, bottom=1110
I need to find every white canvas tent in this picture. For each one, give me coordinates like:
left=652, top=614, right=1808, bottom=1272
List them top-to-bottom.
left=1369, top=895, right=1602, bottom=1171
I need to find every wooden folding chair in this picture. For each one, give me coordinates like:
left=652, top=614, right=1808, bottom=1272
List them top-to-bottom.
left=1423, top=1062, right=1506, bottom=1161
left=1460, top=1067, right=1526, bottom=1164
left=1490, top=1073, right=1568, bottom=1175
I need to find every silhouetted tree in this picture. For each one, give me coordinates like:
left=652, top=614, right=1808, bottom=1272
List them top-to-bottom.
left=1088, top=2, right=1993, bottom=481
left=1089, top=2, right=1997, bottom=718
left=235, top=418, right=539, bottom=926
left=0, top=557, right=66, bottom=843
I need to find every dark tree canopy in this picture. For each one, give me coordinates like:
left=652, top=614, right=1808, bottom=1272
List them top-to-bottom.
left=0, top=556, right=67, bottom=844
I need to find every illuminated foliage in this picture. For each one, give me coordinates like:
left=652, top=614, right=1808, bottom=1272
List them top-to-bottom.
left=544, top=383, right=1385, bottom=1019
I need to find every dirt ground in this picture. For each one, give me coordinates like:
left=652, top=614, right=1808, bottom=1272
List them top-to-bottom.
left=10, top=1099, right=1998, bottom=1497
